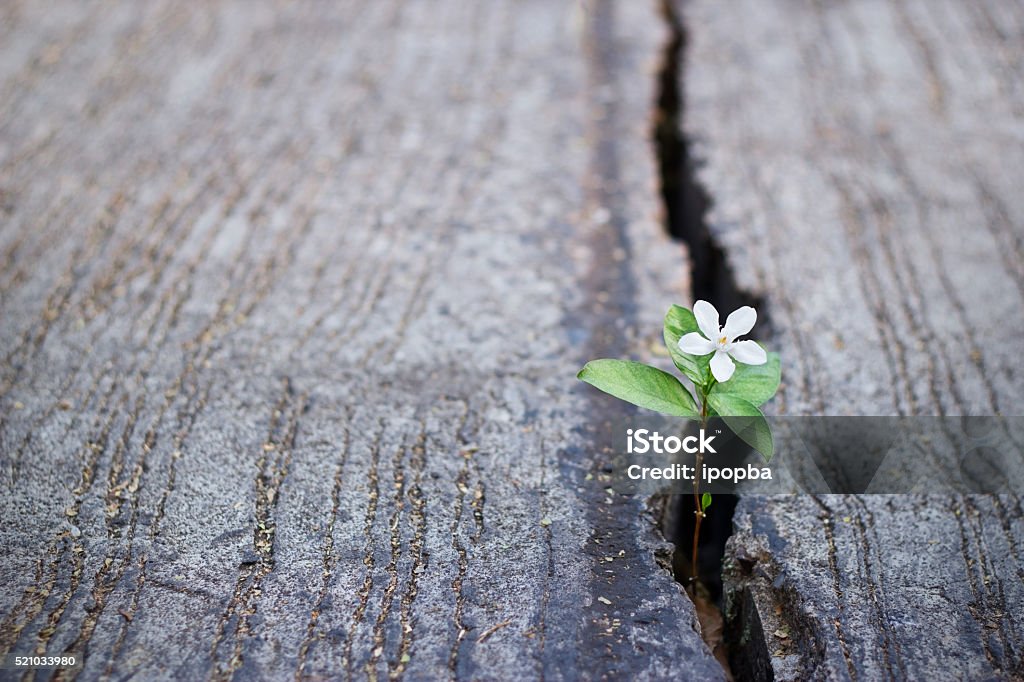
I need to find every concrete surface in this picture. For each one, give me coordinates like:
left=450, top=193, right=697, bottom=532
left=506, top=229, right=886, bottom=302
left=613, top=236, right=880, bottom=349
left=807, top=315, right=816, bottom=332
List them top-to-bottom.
left=681, top=0, right=1024, bottom=678
left=0, top=2, right=723, bottom=680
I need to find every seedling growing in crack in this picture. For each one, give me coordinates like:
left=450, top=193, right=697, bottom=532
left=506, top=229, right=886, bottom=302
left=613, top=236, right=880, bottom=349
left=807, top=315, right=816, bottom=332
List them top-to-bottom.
left=577, top=301, right=780, bottom=593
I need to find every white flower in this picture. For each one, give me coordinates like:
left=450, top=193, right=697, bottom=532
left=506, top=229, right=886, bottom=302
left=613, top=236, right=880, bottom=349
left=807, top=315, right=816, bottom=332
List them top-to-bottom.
left=677, top=300, right=767, bottom=383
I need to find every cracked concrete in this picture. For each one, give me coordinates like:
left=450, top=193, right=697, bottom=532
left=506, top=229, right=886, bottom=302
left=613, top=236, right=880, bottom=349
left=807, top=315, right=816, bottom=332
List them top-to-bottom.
left=0, top=1, right=722, bottom=680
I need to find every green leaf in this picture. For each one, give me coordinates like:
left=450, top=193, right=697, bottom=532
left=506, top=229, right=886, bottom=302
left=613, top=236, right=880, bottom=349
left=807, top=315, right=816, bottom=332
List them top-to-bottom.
left=663, top=305, right=712, bottom=387
left=711, top=351, right=780, bottom=406
left=577, top=359, right=699, bottom=418
left=706, top=392, right=774, bottom=462
left=701, top=492, right=712, bottom=512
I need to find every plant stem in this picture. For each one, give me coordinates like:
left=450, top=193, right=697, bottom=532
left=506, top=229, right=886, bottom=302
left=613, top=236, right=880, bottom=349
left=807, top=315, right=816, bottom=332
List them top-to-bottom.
left=690, top=399, right=708, bottom=593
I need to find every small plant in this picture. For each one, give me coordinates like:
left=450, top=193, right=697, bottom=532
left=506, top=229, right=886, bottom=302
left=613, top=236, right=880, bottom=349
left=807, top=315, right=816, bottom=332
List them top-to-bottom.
left=577, top=301, right=780, bottom=590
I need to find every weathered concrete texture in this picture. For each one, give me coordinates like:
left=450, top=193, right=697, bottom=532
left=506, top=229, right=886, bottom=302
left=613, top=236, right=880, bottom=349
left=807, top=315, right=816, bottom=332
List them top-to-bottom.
left=681, top=0, right=1024, bottom=678
left=0, top=1, right=722, bottom=680
left=726, top=495, right=1024, bottom=681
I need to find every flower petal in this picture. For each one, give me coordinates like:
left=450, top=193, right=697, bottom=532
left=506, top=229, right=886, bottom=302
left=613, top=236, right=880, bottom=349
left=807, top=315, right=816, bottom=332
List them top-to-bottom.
left=693, top=300, right=720, bottom=342
left=722, top=306, right=757, bottom=340
left=678, top=332, right=716, bottom=356
left=729, top=340, right=767, bottom=365
left=710, top=349, right=736, bottom=382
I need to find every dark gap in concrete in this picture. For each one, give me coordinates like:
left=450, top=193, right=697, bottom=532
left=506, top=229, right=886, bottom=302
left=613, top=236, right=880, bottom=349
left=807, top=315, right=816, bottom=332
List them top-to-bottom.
left=628, top=0, right=786, bottom=675
left=651, top=0, right=771, bottom=663
left=654, top=0, right=765, bottom=318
